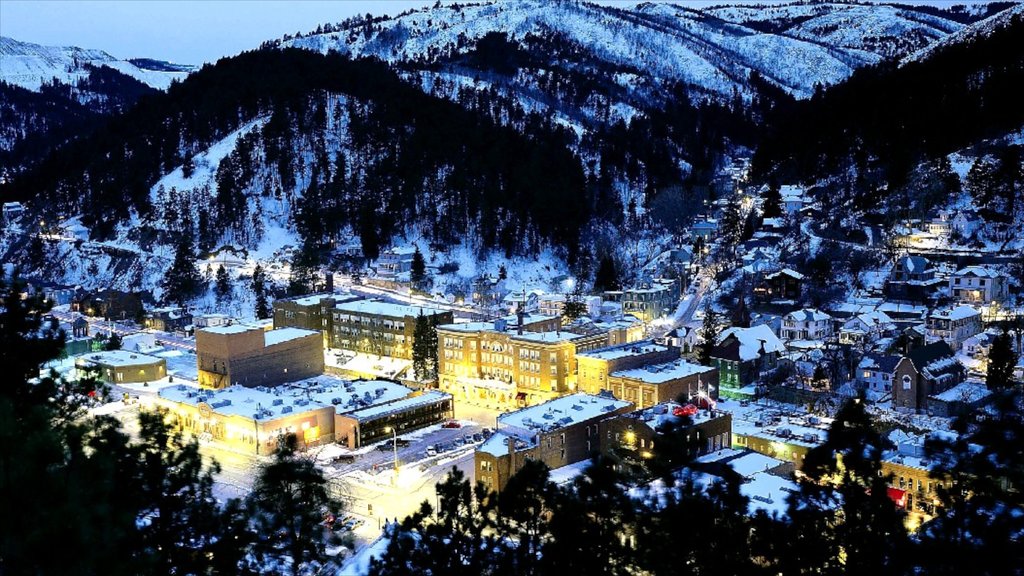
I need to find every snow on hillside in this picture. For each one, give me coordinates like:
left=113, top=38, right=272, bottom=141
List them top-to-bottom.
left=284, top=0, right=966, bottom=99
left=902, top=3, right=1024, bottom=65
left=0, top=36, right=192, bottom=91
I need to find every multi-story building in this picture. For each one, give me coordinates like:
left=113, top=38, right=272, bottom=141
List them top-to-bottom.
left=375, top=246, right=417, bottom=278
left=949, top=266, right=1008, bottom=305
left=754, top=268, right=803, bottom=302
left=619, top=281, right=679, bottom=323
left=273, top=294, right=337, bottom=332
left=329, top=300, right=453, bottom=360
left=926, top=305, right=982, bottom=349
left=144, top=306, right=192, bottom=333
left=780, top=308, right=834, bottom=342
left=840, top=311, right=897, bottom=347
left=437, top=319, right=580, bottom=408
left=195, top=325, right=324, bottom=389
left=711, top=325, right=787, bottom=399
left=891, top=341, right=965, bottom=411
left=576, top=342, right=678, bottom=395
left=856, top=353, right=901, bottom=397
left=606, top=359, right=718, bottom=410
left=334, top=390, right=453, bottom=448
left=474, top=393, right=633, bottom=492
left=600, top=402, right=732, bottom=463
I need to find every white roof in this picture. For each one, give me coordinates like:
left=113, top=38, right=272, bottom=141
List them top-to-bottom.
left=953, top=266, right=1003, bottom=279
left=764, top=268, right=804, bottom=280
left=333, top=299, right=445, bottom=319
left=930, top=305, right=980, bottom=321
left=785, top=308, right=832, bottom=322
left=200, top=324, right=257, bottom=335
left=718, top=324, right=786, bottom=361
left=264, top=327, right=318, bottom=347
left=511, top=331, right=578, bottom=344
left=577, top=342, right=668, bottom=361
left=76, top=350, right=164, bottom=368
left=612, top=359, right=714, bottom=384
left=931, top=381, right=991, bottom=403
left=345, top=390, right=450, bottom=422
left=499, top=393, right=631, bottom=434
left=727, top=452, right=786, bottom=478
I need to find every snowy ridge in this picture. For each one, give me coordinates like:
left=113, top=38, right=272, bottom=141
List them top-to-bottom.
left=283, top=0, right=969, bottom=99
left=902, top=3, right=1024, bottom=65
left=0, top=36, right=193, bottom=91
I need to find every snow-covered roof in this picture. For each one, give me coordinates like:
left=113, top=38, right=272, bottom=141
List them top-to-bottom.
left=779, top=185, right=804, bottom=199
left=953, top=266, right=1003, bottom=279
left=764, top=268, right=804, bottom=280
left=333, top=299, right=446, bottom=319
left=929, top=305, right=981, bottom=321
left=785, top=308, right=832, bottom=322
left=844, top=310, right=894, bottom=329
left=200, top=324, right=257, bottom=335
left=717, top=325, right=787, bottom=361
left=264, top=327, right=318, bottom=347
left=511, top=331, right=578, bottom=344
left=577, top=342, right=668, bottom=361
left=76, top=350, right=165, bottom=368
left=612, top=359, right=714, bottom=384
left=158, top=377, right=412, bottom=421
left=930, top=381, right=991, bottom=404
left=344, top=390, right=451, bottom=422
left=499, top=393, right=631, bottom=434
left=477, top=431, right=534, bottom=458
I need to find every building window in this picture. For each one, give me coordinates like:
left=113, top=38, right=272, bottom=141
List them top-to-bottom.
left=902, top=375, right=912, bottom=390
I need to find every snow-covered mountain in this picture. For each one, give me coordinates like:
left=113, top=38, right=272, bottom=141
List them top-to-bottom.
left=281, top=1, right=972, bottom=100
left=903, top=2, right=1024, bottom=64
left=0, top=36, right=193, bottom=91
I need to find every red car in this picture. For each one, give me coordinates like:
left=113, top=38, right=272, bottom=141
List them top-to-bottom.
left=442, top=420, right=461, bottom=429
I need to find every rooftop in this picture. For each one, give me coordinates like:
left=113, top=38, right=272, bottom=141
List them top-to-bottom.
left=333, top=299, right=446, bottom=319
left=930, top=305, right=981, bottom=321
left=200, top=324, right=258, bottom=335
left=264, top=327, right=319, bottom=347
left=577, top=342, right=669, bottom=361
left=76, top=350, right=165, bottom=368
left=612, top=359, right=714, bottom=384
left=345, top=390, right=451, bottom=422
left=499, top=393, right=631, bottom=434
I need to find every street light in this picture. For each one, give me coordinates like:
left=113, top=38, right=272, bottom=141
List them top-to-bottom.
left=384, top=426, right=399, bottom=487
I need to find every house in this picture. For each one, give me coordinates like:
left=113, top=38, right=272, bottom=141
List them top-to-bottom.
left=781, top=188, right=807, bottom=215
left=2, top=202, right=25, bottom=225
left=951, top=212, right=981, bottom=237
left=925, top=218, right=951, bottom=236
left=691, top=219, right=719, bottom=241
left=62, top=222, right=89, bottom=241
left=374, top=246, right=417, bottom=278
left=885, top=255, right=944, bottom=302
left=889, top=256, right=933, bottom=283
left=949, top=266, right=1008, bottom=305
left=754, top=268, right=803, bottom=302
left=620, top=281, right=678, bottom=323
left=73, top=289, right=145, bottom=321
left=503, top=290, right=542, bottom=314
left=537, top=293, right=567, bottom=318
left=925, top=305, right=982, bottom=349
left=144, top=306, right=192, bottom=333
left=780, top=308, right=833, bottom=342
left=840, top=310, right=897, bottom=347
left=194, top=313, right=235, bottom=329
left=658, top=323, right=702, bottom=354
left=711, top=325, right=787, bottom=399
left=962, top=330, right=999, bottom=358
left=891, top=342, right=965, bottom=411
left=856, top=353, right=901, bottom=397
left=927, top=382, right=992, bottom=418
left=474, top=393, right=634, bottom=493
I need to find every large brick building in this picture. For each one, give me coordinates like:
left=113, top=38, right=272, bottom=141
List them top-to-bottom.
left=329, top=300, right=453, bottom=360
left=196, top=325, right=324, bottom=389
left=576, top=341, right=679, bottom=395
left=891, top=341, right=964, bottom=411
left=606, top=359, right=718, bottom=410
left=474, top=393, right=633, bottom=492
left=600, top=402, right=732, bottom=463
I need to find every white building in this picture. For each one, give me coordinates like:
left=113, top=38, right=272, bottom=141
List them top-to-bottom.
left=375, top=246, right=417, bottom=278
left=949, top=266, right=1008, bottom=304
left=926, top=305, right=983, bottom=349
left=781, top=308, right=833, bottom=342
left=839, top=310, right=896, bottom=347
left=856, top=353, right=900, bottom=397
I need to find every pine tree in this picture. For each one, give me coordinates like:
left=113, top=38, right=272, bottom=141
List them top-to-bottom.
left=762, top=183, right=783, bottom=218
left=162, top=236, right=205, bottom=307
left=410, top=247, right=427, bottom=288
left=593, top=254, right=620, bottom=292
left=215, top=264, right=232, bottom=303
left=252, top=264, right=271, bottom=320
left=563, top=286, right=587, bottom=321
left=697, top=302, right=718, bottom=366
left=412, top=312, right=430, bottom=382
left=986, top=330, right=1018, bottom=390
left=105, top=332, right=123, bottom=351
left=247, top=434, right=343, bottom=576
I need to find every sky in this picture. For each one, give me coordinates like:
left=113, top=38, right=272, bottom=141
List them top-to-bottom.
left=0, top=0, right=1007, bottom=65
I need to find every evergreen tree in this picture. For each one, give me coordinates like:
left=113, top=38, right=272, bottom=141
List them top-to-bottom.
left=762, top=183, right=783, bottom=218
left=27, top=234, right=46, bottom=269
left=162, top=236, right=205, bottom=307
left=410, top=247, right=427, bottom=289
left=593, top=254, right=620, bottom=292
left=252, top=263, right=271, bottom=319
left=215, top=264, right=232, bottom=303
left=498, top=264, right=508, bottom=281
left=562, top=286, right=587, bottom=321
left=697, top=302, right=718, bottom=366
left=412, top=311, right=430, bottom=382
left=986, top=330, right=1018, bottom=390
left=105, top=332, right=123, bottom=351
left=783, top=396, right=912, bottom=576
left=247, top=434, right=343, bottom=576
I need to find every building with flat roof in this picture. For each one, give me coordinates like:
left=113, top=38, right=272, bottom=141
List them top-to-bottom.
left=329, top=299, right=453, bottom=360
left=196, top=325, right=323, bottom=389
left=576, top=341, right=678, bottom=395
left=76, top=350, right=166, bottom=384
left=606, top=359, right=718, bottom=410
left=157, top=376, right=423, bottom=454
left=335, top=390, right=453, bottom=448
left=474, top=393, right=633, bottom=492
left=600, top=402, right=732, bottom=464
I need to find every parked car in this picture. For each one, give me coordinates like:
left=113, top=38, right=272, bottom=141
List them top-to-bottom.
left=442, top=420, right=461, bottom=429
left=472, top=432, right=484, bottom=443
left=394, top=437, right=411, bottom=448
left=426, top=446, right=437, bottom=457
left=331, top=454, right=356, bottom=464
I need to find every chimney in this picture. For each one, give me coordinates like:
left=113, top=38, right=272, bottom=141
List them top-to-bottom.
left=325, top=272, right=334, bottom=293
left=517, top=304, right=525, bottom=336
